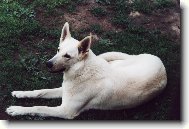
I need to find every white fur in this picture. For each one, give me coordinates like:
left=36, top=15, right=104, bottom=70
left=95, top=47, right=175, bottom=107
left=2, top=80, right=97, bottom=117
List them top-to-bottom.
left=6, top=22, right=167, bottom=119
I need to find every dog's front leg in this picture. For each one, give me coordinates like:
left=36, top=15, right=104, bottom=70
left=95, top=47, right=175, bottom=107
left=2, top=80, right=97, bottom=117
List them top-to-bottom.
left=12, top=87, right=62, bottom=99
left=6, top=105, right=79, bottom=119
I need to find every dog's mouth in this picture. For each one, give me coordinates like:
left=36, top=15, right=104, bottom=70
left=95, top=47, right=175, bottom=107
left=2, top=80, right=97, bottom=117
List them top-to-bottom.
left=48, top=67, right=66, bottom=73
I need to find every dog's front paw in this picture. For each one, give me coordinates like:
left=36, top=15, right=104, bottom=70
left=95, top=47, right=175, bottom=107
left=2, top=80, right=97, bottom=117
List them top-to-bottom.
left=12, top=91, right=26, bottom=98
left=6, top=106, right=26, bottom=116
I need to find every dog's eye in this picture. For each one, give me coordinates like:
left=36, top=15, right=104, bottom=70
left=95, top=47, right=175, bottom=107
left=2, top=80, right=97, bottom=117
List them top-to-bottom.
left=57, top=49, right=60, bottom=52
left=64, top=53, right=71, bottom=58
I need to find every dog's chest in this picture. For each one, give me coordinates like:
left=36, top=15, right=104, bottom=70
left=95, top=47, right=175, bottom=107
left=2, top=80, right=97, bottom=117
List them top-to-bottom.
left=62, top=80, right=94, bottom=98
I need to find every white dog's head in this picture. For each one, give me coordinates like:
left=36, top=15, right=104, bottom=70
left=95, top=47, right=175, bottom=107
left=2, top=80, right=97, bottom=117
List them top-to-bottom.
left=46, top=22, right=92, bottom=73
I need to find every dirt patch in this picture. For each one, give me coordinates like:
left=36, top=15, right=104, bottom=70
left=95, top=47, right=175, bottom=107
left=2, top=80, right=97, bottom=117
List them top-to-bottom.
left=35, top=1, right=180, bottom=43
left=35, top=2, right=117, bottom=37
left=63, top=3, right=117, bottom=32
left=35, top=8, right=66, bottom=29
left=129, top=8, right=180, bottom=43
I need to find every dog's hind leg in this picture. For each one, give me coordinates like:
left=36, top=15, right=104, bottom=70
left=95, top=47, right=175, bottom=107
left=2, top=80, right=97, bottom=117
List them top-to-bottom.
left=12, top=87, right=62, bottom=99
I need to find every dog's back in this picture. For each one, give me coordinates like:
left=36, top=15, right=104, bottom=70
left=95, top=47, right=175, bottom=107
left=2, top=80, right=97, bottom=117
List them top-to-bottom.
left=94, top=53, right=167, bottom=109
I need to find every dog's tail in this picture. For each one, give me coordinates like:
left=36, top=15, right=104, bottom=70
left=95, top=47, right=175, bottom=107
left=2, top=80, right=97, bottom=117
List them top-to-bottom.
left=98, top=52, right=131, bottom=62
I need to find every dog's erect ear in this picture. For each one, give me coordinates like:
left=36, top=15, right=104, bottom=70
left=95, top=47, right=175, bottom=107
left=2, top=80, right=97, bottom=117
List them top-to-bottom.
left=60, top=22, right=71, bottom=41
left=78, top=35, right=92, bottom=54
left=78, top=35, right=92, bottom=60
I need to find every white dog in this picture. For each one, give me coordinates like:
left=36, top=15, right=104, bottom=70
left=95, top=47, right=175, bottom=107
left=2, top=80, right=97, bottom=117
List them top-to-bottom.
left=6, top=22, right=167, bottom=119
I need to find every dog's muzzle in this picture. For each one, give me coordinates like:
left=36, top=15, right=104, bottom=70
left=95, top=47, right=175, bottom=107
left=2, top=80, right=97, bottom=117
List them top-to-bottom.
left=46, top=61, right=53, bottom=69
left=46, top=61, right=66, bottom=73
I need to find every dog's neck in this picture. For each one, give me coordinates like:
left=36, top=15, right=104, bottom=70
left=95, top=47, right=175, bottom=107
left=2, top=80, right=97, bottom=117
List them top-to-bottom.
left=63, top=50, right=107, bottom=83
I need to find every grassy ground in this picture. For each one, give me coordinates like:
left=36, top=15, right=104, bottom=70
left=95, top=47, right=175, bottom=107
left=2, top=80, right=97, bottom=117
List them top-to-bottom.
left=0, top=0, right=180, bottom=120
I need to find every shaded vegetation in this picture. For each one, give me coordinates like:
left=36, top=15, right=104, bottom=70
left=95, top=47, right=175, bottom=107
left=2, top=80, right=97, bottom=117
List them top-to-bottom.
left=90, top=7, right=107, bottom=17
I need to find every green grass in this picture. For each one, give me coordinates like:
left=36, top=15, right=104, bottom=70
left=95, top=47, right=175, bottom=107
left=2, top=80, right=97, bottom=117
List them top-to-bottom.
left=0, top=0, right=180, bottom=120
left=34, top=0, right=84, bottom=13
left=96, top=0, right=177, bottom=14
left=132, top=0, right=154, bottom=13
left=132, top=0, right=176, bottom=13
left=154, top=0, right=176, bottom=9
left=90, top=7, right=107, bottom=17
left=111, top=14, right=131, bottom=28
left=90, top=24, right=104, bottom=34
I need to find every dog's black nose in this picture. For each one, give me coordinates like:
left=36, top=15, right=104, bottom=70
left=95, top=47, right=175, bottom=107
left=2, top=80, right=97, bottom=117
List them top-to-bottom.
left=46, top=61, right=53, bottom=68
